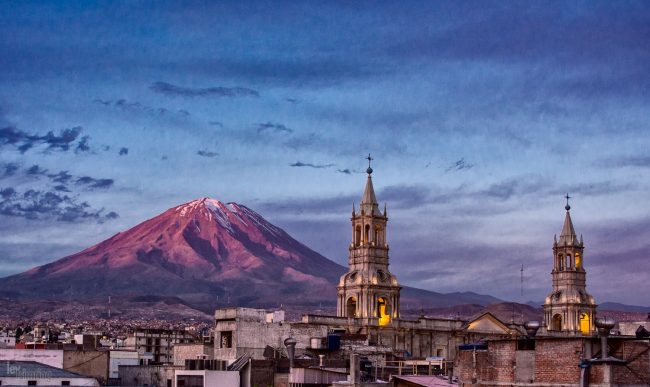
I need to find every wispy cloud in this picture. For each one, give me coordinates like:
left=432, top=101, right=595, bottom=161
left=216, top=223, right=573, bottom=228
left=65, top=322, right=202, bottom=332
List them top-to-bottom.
left=150, top=81, right=259, bottom=98
left=93, top=98, right=190, bottom=118
left=257, top=122, right=293, bottom=134
left=0, top=126, right=88, bottom=154
left=197, top=149, right=219, bottom=158
left=601, top=155, right=650, bottom=168
left=445, top=158, right=474, bottom=172
left=290, top=161, right=334, bottom=169
left=1, top=163, right=19, bottom=178
left=3, top=164, right=115, bottom=191
left=75, top=176, right=114, bottom=189
left=379, top=185, right=430, bottom=209
left=0, top=188, right=118, bottom=222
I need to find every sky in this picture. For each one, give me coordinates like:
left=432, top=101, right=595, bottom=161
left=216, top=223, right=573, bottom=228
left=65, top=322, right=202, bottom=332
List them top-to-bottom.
left=1, top=1, right=649, bottom=306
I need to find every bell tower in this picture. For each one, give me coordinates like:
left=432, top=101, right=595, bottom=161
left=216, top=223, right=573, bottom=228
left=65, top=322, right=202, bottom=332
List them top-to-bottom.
left=337, top=156, right=401, bottom=326
left=543, top=195, right=597, bottom=335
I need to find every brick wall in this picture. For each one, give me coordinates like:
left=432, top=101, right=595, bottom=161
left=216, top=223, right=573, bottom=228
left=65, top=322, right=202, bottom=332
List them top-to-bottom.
left=534, top=339, right=583, bottom=384
left=486, top=340, right=516, bottom=382
left=612, top=340, right=650, bottom=385
left=455, top=349, right=489, bottom=385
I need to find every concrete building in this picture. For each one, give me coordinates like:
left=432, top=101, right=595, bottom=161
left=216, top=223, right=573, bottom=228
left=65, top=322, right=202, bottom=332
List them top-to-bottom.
left=543, top=198, right=597, bottom=335
left=125, top=328, right=196, bottom=364
left=0, top=330, right=16, bottom=347
left=108, top=350, right=140, bottom=379
left=0, top=360, right=99, bottom=386
left=174, top=369, right=239, bottom=387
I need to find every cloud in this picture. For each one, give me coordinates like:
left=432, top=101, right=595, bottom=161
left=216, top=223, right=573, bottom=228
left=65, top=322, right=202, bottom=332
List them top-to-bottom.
left=150, top=81, right=259, bottom=98
left=93, top=98, right=190, bottom=119
left=208, top=121, right=223, bottom=127
left=257, top=122, right=293, bottom=134
left=0, top=125, right=87, bottom=154
left=75, top=135, right=91, bottom=153
left=119, top=147, right=129, bottom=156
left=197, top=149, right=219, bottom=158
left=601, top=155, right=650, bottom=168
left=445, top=158, right=474, bottom=172
left=290, top=161, right=335, bottom=169
left=1, top=163, right=19, bottom=178
left=6, top=164, right=116, bottom=191
left=26, top=164, right=48, bottom=176
left=337, top=169, right=352, bottom=175
left=49, top=171, right=73, bottom=184
left=75, top=176, right=114, bottom=189
left=479, top=176, right=548, bottom=201
left=53, top=185, right=71, bottom=192
left=379, top=185, right=430, bottom=209
left=0, top=188, right=118, bottom=223
left=259, top=193, right=357, bottom=216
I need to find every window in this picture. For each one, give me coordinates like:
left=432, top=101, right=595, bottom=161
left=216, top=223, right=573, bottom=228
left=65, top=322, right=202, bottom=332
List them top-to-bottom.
left=355, top=226, right=361, bottom=246
left=346, top=297, right=357, bottom=318
left=377, top=297, right=390, bottom=326
left=220, top=331, right=232, bottom=348
left=28, top=381, right=37, bottom=386
left=61, top=381, right=70, bottom=386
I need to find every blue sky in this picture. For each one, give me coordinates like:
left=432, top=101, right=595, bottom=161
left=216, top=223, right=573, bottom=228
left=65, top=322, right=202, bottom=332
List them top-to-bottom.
left=1, top=1, right=649, bottom=306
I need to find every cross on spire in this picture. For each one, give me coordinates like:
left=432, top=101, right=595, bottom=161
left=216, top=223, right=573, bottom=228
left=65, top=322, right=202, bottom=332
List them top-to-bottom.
left=366, top=154, right=374, bottom=175
left=565, top=193, right=571, bottom=211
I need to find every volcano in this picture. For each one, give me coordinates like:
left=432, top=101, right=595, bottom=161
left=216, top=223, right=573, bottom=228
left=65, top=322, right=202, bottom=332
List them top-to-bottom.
left=0, top=198, right=346, bottom=309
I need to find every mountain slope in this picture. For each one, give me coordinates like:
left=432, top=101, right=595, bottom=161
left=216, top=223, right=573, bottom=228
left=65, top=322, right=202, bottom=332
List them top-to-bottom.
left=0, top=198, right=345, bottom=309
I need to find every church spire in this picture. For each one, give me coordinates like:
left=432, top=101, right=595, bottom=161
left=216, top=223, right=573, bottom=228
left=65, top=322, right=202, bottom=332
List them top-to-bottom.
left=361, top=154, right=378, bottom=213
left=559, top=193, right=577, bottom=245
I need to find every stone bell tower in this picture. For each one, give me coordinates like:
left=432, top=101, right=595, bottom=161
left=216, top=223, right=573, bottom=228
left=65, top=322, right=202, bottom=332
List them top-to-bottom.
left=337, top=156, right=401, bottom=326
left=543, top=195, right=597, bottom=335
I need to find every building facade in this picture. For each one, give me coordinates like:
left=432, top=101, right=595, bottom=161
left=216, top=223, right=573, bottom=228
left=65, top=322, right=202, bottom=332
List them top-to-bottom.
left=543, top=199, right=597, bottom=335
left=125, top=328, right=196, bottom=364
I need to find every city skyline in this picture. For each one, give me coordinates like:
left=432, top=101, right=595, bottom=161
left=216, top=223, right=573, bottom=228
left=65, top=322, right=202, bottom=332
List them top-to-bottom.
left=1, top=1, right=649, bottom=306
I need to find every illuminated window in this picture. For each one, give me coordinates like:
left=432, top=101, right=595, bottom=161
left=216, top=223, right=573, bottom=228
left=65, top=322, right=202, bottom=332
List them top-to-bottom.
left=378, top=297, right=391, bottom=326
left=580, top=313, right=590, bottom=335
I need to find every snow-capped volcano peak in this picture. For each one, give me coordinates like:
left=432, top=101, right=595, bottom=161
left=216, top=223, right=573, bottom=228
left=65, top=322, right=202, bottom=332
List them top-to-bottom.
left=0, top=197, right=345, bottom=308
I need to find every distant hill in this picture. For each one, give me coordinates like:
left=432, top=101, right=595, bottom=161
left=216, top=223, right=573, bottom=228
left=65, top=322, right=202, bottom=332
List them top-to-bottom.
left=0, top=198, right=499, bottom=317
left=599, top=302, right=650, bottom=313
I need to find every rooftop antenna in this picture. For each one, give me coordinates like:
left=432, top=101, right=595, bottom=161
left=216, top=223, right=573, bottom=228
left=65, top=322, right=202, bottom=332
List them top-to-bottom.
left=520, top=264, right=524, bottom=323
left=520, top=264, right=524, bottom=297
